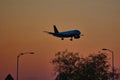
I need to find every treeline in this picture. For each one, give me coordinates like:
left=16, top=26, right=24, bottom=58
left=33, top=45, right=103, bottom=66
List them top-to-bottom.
left=51, top=50, right=120, bottom=80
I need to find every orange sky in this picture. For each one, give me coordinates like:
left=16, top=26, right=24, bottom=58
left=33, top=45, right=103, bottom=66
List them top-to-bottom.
left=0, top=0, right=120, bottom=80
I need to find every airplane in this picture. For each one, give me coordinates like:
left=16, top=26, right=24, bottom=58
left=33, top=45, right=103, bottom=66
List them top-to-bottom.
left=44, top=25, right=83, bottom=41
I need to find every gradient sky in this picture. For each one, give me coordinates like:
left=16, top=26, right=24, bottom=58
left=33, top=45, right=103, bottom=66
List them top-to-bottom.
left=0, top=0, right=120, bottom=80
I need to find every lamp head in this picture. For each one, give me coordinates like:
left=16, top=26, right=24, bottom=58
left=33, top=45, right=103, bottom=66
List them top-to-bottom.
left=102, top=48, right=108, bottom=50
left=29, top=52, right=34, bottom=54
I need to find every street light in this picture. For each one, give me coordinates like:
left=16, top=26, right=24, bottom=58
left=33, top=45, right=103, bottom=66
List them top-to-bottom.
left=102, top=48, right=114, bottom=80
left=17, top=52, right=34, bottom=80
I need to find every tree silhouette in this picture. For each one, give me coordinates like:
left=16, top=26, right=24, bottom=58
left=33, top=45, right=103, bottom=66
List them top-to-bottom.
left=51, top=50, right=119, bottom=80
left=52, top=50, right=80, bottom=80
left=76, top=53, right=110, bottom=80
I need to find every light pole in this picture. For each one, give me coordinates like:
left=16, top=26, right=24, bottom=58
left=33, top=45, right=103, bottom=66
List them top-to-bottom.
left=102, top=48, right=114, bottom=80
left=17, top=52, right=34, bottom=80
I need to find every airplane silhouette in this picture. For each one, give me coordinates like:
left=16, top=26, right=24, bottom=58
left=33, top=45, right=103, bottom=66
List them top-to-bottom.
left=44, top=25, right=83, bottom=41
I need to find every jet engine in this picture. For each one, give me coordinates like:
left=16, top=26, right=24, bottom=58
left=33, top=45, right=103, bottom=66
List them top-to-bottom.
left=74, top=35, right=80, bottom=39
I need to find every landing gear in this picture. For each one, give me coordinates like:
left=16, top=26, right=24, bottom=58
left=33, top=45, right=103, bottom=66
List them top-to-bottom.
left=61, top=37, right=64, bottom=40
left=61, top=37, right=73, bottom=41
left=70, top=37, right=73, bottom=41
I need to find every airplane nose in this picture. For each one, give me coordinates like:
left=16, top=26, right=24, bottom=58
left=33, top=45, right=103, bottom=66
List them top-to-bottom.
left=77, top=30, right=81, bottom=35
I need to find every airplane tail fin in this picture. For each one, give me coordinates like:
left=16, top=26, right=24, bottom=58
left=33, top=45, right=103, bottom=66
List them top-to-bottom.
left=54, top=25, right=59, bottom=33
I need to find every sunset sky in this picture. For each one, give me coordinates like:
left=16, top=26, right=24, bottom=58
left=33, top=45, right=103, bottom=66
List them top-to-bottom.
left=0, top=0, right=120, bottom=80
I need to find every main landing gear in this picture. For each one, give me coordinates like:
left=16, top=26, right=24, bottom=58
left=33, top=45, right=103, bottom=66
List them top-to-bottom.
left=61, top=37, right=64, bottom=40
left=61, top=37, right=73, bottom=41
left=70, top=37, right=73, bottom=41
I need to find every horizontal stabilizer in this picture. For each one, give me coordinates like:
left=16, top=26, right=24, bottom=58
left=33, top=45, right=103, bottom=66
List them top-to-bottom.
left=43, top=31, right=54, bottom=35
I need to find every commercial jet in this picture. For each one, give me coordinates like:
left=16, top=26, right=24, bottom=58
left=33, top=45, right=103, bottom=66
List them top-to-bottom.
left=44, top=25, right=83, bottom=41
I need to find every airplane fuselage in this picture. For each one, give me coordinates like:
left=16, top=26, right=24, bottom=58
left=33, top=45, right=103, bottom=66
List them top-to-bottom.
left=53, top=30, right=81, bottom=39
